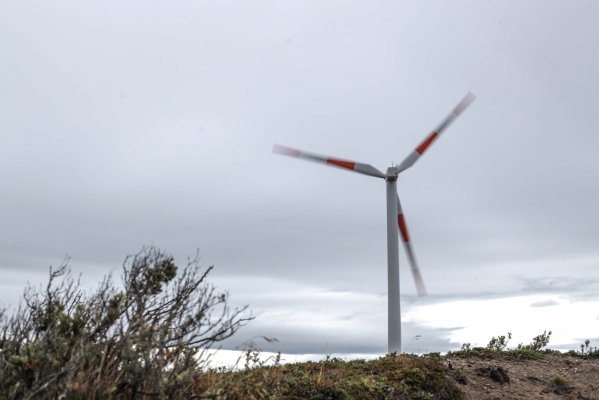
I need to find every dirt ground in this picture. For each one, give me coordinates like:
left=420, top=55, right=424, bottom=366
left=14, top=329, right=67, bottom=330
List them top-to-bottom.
left=444, top=353, right=599, bottom=399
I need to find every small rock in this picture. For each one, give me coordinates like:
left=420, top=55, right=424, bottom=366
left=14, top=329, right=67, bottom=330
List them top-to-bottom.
left=475, top=366, right=510, bottom=385
left=490, top=367, right=510, bottom=384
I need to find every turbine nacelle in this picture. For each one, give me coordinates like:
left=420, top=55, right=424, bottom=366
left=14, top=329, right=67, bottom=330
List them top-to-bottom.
left=385, top=167, right=400, bottom=181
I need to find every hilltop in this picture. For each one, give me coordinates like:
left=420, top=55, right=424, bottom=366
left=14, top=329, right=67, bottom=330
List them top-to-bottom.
left=196, top=350, right=599, bottom=399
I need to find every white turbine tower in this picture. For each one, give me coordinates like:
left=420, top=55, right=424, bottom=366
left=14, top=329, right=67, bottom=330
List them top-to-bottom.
left=273, top=93, right=476, bottom=354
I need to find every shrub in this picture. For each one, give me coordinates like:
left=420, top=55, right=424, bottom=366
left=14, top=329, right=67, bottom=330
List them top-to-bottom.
left=0, top=246, right=252, bottom=399
left=517, top=330, right=552, bottom=352
left=450, top=331, right=553, bottom=359
left=486, top=332, right=511, bottom=352
left=511, top=348, right=543, bottom=360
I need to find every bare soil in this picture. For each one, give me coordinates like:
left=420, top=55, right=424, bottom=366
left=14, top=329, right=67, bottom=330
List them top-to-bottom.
left=445, top=353, right=599, bottom=399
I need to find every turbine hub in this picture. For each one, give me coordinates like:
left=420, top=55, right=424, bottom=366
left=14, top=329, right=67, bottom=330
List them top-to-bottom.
left=385, top=166, right=399, bottom=181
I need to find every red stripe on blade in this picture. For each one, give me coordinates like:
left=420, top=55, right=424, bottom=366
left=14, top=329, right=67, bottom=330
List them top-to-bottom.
left=415, top=132, right=438, bottom=155
left=327, top=158, right=355, bottom=170
left=398, top=214, right=409, bottom=242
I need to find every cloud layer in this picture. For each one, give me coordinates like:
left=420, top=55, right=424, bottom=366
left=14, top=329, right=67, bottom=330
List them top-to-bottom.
left=1, top=0, right=598, bottom=354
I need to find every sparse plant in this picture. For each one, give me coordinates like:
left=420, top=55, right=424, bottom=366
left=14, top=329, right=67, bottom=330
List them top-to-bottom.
left=517, top=330, right=552, bottom=352
left=451, top=331, right=553, bottom=360
left=486, top=332, right=512, bottom=352
left=234, top=336, right=280, bottom=370
left=578, top=339, right=599, bottom=357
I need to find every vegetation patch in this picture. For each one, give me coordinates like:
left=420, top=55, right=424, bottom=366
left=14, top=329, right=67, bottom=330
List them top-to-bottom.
left=197, top=354, right=463, bottom=400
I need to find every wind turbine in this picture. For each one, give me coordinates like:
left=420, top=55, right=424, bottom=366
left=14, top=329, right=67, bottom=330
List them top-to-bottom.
left=273, top=93, right=475, bottom=354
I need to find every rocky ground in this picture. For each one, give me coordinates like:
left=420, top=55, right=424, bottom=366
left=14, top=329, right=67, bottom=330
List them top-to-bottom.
left=445, top=352, right=599, bottom=399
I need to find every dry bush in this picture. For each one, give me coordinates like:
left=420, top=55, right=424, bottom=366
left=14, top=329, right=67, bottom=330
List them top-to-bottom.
left=0, top=246, right=252, bottom=399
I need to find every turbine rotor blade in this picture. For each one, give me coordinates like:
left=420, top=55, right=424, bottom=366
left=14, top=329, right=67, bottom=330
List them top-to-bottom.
left=398, top=92, right=476, bottom=173
left=273, top=144, right=386, bottom=179
left=397, top=195, right=427, bottom=296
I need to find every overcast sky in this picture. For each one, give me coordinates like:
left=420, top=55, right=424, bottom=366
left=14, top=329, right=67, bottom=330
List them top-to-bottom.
left=1, top=1, right=598, bottom=356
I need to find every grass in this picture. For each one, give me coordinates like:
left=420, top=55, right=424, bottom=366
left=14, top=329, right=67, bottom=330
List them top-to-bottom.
left=195, top=354, right=463, bottom=400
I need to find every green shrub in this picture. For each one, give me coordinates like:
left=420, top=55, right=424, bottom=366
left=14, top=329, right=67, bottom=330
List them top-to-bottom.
left=0, top=247, right=252, bottom=399
left=517, top=331, right=552, bottom=352
left=486, top=332, right=512, bottom=352
left=510, top=348, right=544, bottom=360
